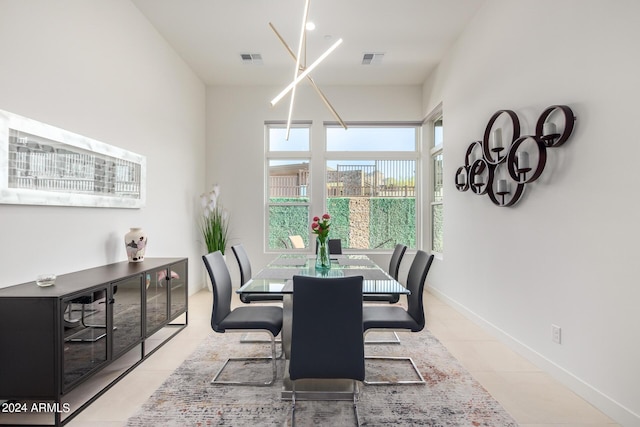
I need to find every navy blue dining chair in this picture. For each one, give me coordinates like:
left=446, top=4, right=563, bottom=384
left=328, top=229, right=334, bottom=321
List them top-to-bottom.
left=363, top=250, right=433, bottom=385
left=203, top=251, right=283, bottom=386
left=289, top=274, right=365, bottom=426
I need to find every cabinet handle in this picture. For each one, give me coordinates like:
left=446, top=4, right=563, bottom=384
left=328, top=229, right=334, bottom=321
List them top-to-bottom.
left=108, top=298, right=115, bottom=304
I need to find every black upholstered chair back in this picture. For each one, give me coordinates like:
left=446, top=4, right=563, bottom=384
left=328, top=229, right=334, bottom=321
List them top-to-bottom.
left=328, top=238, right=343, bottom=255
left=231, top=243, right=282, bottom=304
left=231, top=244, right=252, bottom=285
left=388, top=244, right=408, bottom=281
left=405, top=250, right=434, bottom=332
left=202, top=251, right=233, bottom=333
left=289, top=275, right=365, bottom=382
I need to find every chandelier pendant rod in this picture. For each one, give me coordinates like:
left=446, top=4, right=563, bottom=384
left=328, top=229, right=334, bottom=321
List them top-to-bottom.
left=285, top=0, right=311, bottom=140
left=269, top=23, right=347, bottom=130
left=270, top=39, right=343, bottom=108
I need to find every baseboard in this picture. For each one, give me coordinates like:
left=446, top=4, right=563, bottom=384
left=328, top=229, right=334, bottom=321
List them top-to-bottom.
left=427, top=285, right=639, bottom=427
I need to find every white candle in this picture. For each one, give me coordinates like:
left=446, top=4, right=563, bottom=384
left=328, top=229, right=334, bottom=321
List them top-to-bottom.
left=543, top=122, right=557, bottom=135
left=491, top=128, right=503, bottom=149
left=516, top=151, right=529, bottom=169
left=456, top=172, right=466, bottom=185
left=474, top=174, right=484, bottom=185
left=497, top=179, right=508, bottom=193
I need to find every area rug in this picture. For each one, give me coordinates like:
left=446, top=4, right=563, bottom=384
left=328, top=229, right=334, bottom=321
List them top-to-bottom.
left=126, top=330, right=518, bottom=426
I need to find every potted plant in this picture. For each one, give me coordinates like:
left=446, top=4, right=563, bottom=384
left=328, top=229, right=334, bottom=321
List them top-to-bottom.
left=199, top=184, right=229, bottom=255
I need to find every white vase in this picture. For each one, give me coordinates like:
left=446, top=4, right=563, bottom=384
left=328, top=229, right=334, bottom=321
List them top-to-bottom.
left=125, top=227, right=148, bottom=262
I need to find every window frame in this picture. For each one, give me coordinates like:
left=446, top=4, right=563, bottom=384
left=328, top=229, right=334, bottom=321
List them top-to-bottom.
left=427, top=110, right=444, bottom=257
left=265, top=121, right=423, bottom=254
left=265, top=122, right=312, bottom=252
left=323, top=122, right=422, bottom=253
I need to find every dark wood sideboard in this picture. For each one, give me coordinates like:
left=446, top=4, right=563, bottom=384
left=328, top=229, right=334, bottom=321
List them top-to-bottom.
left=0, top=257, right=188, bottom=426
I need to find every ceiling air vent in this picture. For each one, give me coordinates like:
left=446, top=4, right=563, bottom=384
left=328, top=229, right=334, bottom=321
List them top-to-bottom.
left=362, top=52, right=384, bottom=65
left=240, top=53, right=263, bottom=65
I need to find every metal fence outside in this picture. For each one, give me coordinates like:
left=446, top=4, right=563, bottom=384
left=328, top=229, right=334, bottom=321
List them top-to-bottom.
left=270, top=160, right=415, bottom=198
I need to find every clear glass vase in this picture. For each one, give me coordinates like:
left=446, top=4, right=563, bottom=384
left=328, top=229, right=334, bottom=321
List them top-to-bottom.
left=315, top=237, right=331, bottom=271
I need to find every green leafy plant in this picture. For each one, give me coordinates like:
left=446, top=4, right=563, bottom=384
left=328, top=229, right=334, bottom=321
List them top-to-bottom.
left=199, top=184, right=229, bottom=255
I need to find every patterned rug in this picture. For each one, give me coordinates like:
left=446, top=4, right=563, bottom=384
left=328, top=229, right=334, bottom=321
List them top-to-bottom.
left=126, top=329, right=518, bottom=426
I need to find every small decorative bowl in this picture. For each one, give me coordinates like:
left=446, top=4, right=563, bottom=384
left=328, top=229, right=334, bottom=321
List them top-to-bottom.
left=36, top=274, right=56, bottom=287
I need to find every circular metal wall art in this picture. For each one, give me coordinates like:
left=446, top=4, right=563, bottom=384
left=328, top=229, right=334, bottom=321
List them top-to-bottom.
left=455, top=105, right=575, bottom=207
left=535, top=105, right=575, bottom=147
left=482, top=110, right=521, bottom=166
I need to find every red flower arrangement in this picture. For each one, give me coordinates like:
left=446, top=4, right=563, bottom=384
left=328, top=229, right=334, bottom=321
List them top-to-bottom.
left=311, top=213, right=331, bottom=243
left=312, top=213, right=332, bottom=270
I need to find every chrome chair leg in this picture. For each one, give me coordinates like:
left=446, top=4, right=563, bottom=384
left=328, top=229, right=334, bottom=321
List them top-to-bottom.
left=63, top=302, right=80, bottom=328
left=65, top=302, right=112, bottom=343
left=211, top=330, right=279, bottom=386
left=364, top=330, right=401, bottom=345
left=364, top=330, right=425, bottom=385
left=239, top=331, right=282, bottom=344
left=239, top=332, right=284, bottom=359
left=364, top=355, right=425, bottom=385
left=290, top=380, right=361, bottom=426
left=353, top=380, right=361, bottom=427
left=291, top=382, right=297, bottom=427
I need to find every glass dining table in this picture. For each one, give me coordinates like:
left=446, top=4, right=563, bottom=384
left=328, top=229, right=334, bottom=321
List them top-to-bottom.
left=237, top=253, right=409, bottom=400
left=237, top=253, right=409, bottom=296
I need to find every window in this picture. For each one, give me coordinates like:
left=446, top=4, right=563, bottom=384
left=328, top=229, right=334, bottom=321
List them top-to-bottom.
left=430, top=115, right=444, bottom=254
left=266, top=122, right=421, bottom=252
left=266, top=123, right=311, bottom=250
left=325, top=124, right=419, bottom=250
left=268, top=126, right=310, bottom=152
left=326, top=127, right=416, bottom=151
left=325, top=158, right=416, bottom=250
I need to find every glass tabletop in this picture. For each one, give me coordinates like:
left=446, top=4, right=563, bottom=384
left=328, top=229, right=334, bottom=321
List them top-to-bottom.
left=237, top=254, right=410, bottom=295
left=267, top=254, right=375, bottom=267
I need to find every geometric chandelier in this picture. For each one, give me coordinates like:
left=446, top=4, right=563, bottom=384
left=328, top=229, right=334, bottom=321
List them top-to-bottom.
left=269, top=0, right=346, bottom=139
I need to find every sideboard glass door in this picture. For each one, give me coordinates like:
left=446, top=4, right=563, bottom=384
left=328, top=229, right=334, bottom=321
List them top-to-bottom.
left=169, top=260, right=188, bottom=319
left=145, top=268, right=168, bottom=335
left=111, top=275, right=143, bottom=359
left=62, top=287, right=109, bottom=391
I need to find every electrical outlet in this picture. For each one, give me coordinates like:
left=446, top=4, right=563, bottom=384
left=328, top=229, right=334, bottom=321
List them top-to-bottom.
left=552, top=324, right=562, bottom=344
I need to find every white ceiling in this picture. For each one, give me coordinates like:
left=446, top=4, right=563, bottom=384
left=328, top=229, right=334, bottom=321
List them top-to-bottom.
left=131, top=0, right=485, bottom=86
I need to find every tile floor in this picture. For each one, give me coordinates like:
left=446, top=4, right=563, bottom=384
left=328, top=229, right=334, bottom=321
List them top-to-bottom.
left=69, top=289, right=619, bottom=427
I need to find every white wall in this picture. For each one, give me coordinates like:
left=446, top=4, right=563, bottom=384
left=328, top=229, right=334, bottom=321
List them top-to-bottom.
left=0, top=0, right=207, bottom=292
left=422, top=0, right=640, bottom=424
left=206, top=85, right=423, bottom=280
